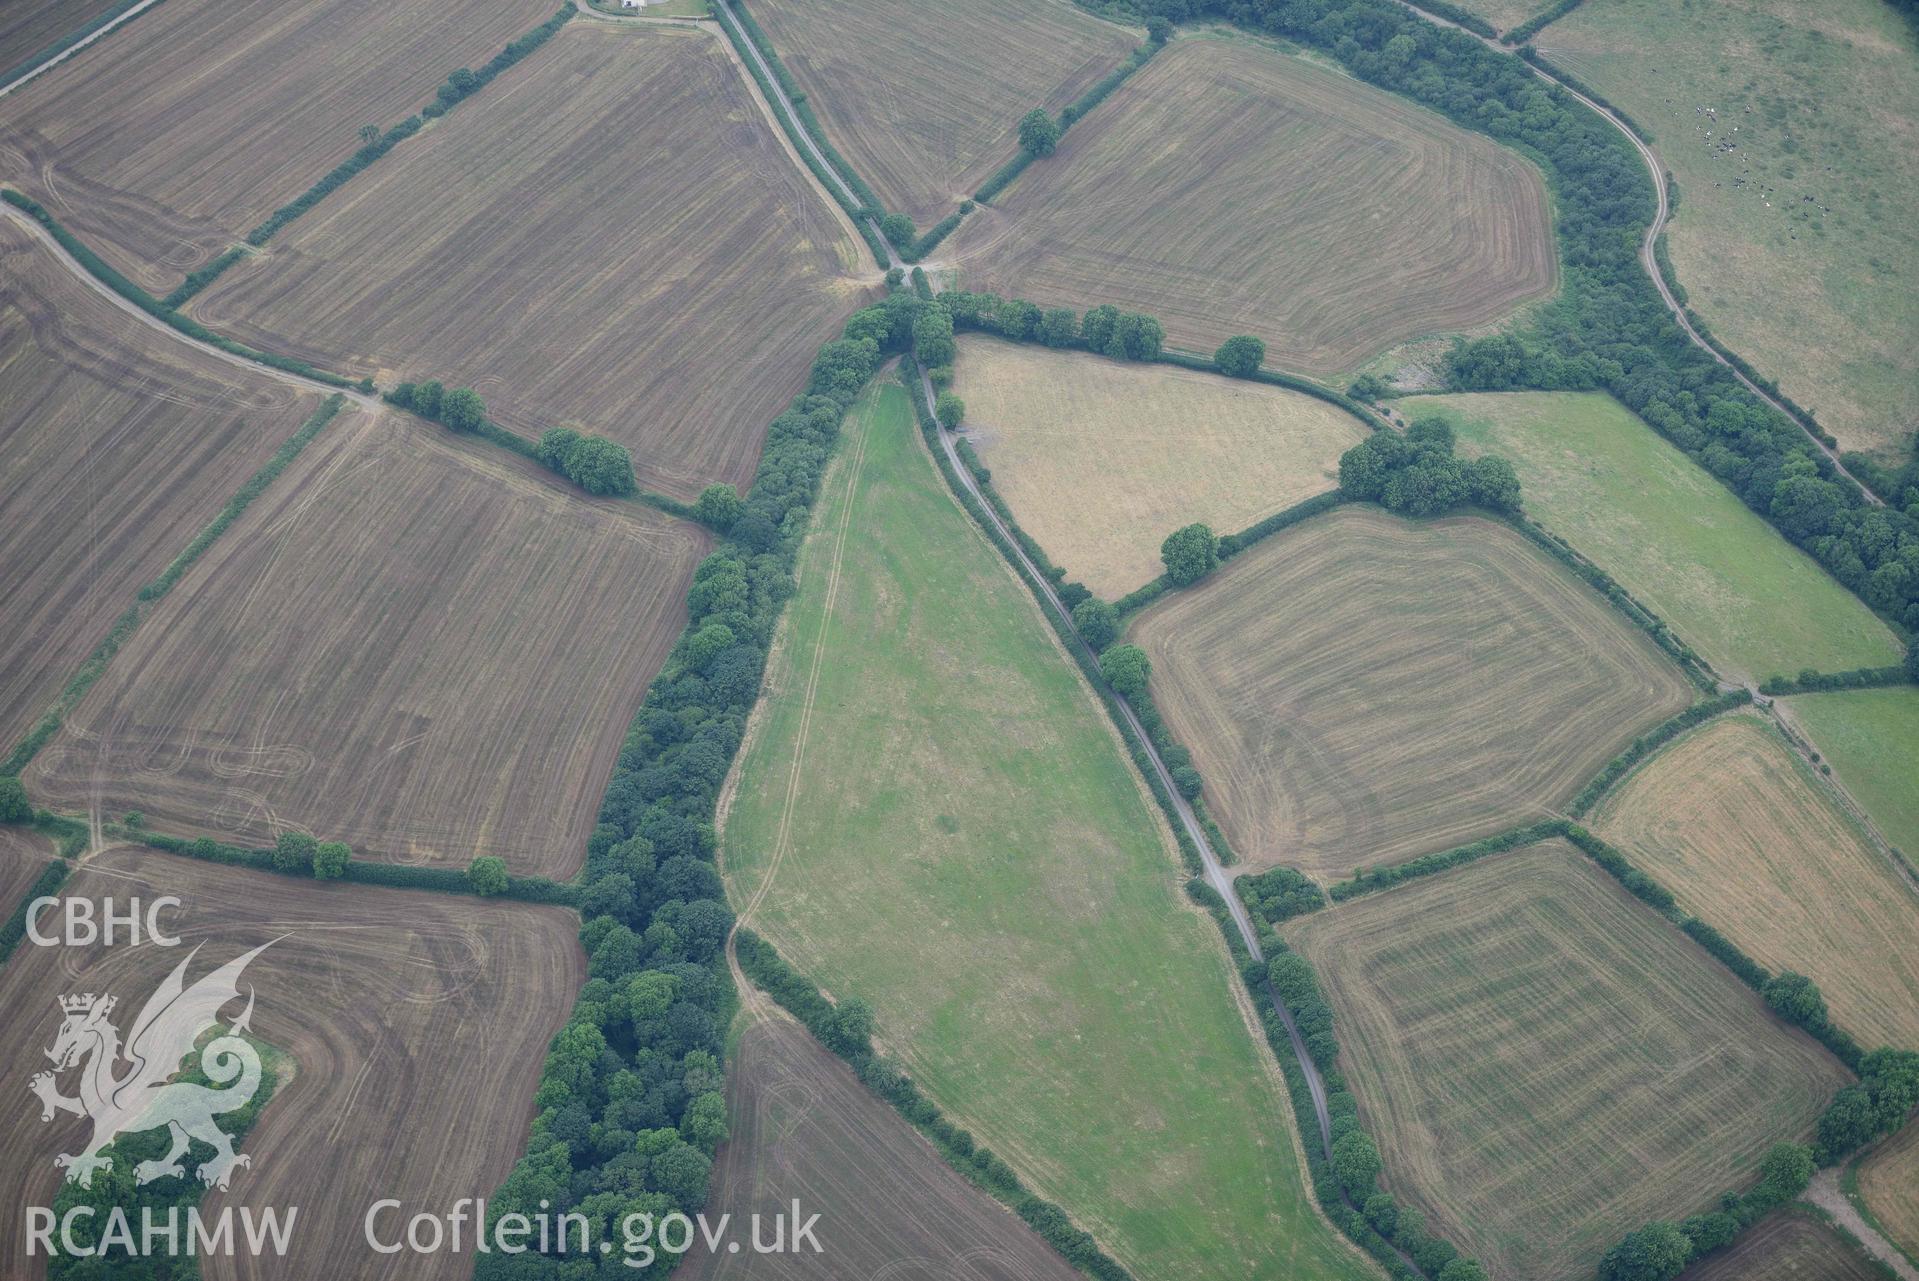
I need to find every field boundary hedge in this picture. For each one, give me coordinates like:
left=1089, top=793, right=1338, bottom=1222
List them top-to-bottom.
left=0, top=0, right=171, bottom=94
left=716, top=0, right=891, bottom=265
left=1395, top=0, right=1495, bottom=39
left=1502, top=0, right=1584, bottom=44
left=168, top=7, right=576, bottom=304
left=974, top=37, right=1162, bottom=205
left=0, top=191, right=357, bottom=389
left=476, top=292, right=919, bottom=1275
left=905, top=360, right=1217, bottom=876
left=1, top=396, right=346, bottom=775
left=1114, top=490, right=1346, bottom=618
left=1761, top=666, right=1913, bottom=697
left=1568, top=689, right=1754, bottom=817
left=1326, top=818, right=1571, bottom=902
left=102, top=825, right=580, bottom=905
left=0, top=858, right=72, bottom=969
left=733, top=928, right=1133, bottom=1281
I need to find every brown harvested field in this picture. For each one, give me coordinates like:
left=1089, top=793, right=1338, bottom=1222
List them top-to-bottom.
left=0, top=0, right=559, bottom=294
left=0, top=0, right=122, bottom=78
left=751, top=0, right=1140, bottom=226
left=192, top=21, right=871, bottom=499
left=948, top=36, right=1555, bottom=374
left=0, top=219, right=323, bottom=754
left=954, top=336, right=1367, bottom=596
left=23, top=411, right=706, bottom=878
left=1130, top=506, right=1693, bottom=878
left=1595, top=714, right=1919, bottom=1051
left=0, top=829, right=56, bottom=917
left=1288, top=844, right=1851, bottom=1281
left=0, top=846, right=581, bottom=1281
left=679, top=1015, right=1082, bottom=1281
left=1858, top=1121, right=1919, bottom=1260
left=1679, top=1207, right=1886, bottom=1281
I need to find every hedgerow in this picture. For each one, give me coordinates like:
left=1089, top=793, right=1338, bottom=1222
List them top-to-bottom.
left=0, top=0, right=172, bottom=94
left=1095, top=0, right=1919, bottom=643
left=1502, top=0, right=1584, bottom=43
left=975, top=38, right=1162, bottom=204
left=0, top=191, right=354, bottom=387
left=474, top=292, right=921, bottom=1277
left=1, top=397, right=346, bottom=775
left=1757, top=665, right=1913, bottom=696
left=1567, top=691, right=1753, bottom=817
left=734, top=929, right=1133, bottom=1281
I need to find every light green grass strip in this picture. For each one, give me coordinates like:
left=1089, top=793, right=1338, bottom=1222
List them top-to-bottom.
left=722, top=382, right=1371, bottom=1281
left=1406, top=391, right=1903, bottom=680
left=1786, top=685, right=1919, bottom=861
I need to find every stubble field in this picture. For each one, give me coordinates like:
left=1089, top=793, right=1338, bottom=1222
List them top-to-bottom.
left=0, top=0, right=559, bottom=294
left=0, top=0, right=123, bottom=80
left=749, top=0, right=1139, bottom=226
left=1538, top=0, right=1919, bottom=464
left=192, top=22, right=869, bottom=498
left=948, top=36, right=1556, bottom=373
left=0, top=219, right=323, bottom=754
left=953, top=336, right=1366, bottom=596
left=720, top=384, right=1373, bottom=1281
left=1405, top=391, right=1904, bottom=680
left=24, top=412, right=706, bottom=878
left=1129, top=505, right=1693, bottom=878
left=1785, top=686, right=1919, bottom=858
left=1595, top=714, right=1919, bottom=1050
left=1288, top=843, right=1851, bottom=1281
left=0, top=846, right=582, bottom=1281
left=679, top=1015, right=1082, bottom=1281
left=1856, top=1119, right=1919, bottom=1261
left=1679, top=1206, right=1886, bottom=1281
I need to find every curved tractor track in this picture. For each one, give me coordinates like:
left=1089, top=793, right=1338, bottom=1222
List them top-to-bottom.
left=1391, top=0, right=1882, bottom=504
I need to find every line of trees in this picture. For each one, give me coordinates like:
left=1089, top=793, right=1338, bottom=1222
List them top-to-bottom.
left=1104, top=0, right=1919, bottom=651
left=937, top=291, right=1165, bottom=363
left=475, top=293, right=918, bottom=1279
left=387, top=381, right=639, bottom=497
left=1236, top=864, right=1325, bottom=932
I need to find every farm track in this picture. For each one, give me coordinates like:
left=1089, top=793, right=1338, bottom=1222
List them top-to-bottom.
left=720, top=0, right=1362, bottom=1221
left=1388, top=0, right=1884, bottom=505
left=0, top=204, right=381, bottom=414
left=1806, top=1169, right=1919, bottom=1281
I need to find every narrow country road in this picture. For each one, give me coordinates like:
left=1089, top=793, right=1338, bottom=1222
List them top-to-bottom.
left=709, top=0, right=904, bottom=273
left=711, top=0, right=1344, bottom=1180
left=1390, top=0, right=1883, bottom=503
left=0, top=203, right=384, bottom=415
left=913, top=365, right=1339, bottom=1161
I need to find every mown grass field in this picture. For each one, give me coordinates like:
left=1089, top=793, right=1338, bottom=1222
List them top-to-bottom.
left=0, top=0, right=558, bottom=294
left=0, top=0, right=122, bottom=79
left=750, top=0, right=1139, bottom=226
left=1538, top=0, right=1919, bottom=464
left=193, top=22, right=870, bottom=498
left=949, top=35, right=1555, bottom=373
left=0, top=220, right=323, bottom=753
left=955, top=336, right=1366, bottom=596
left=720, top=383, right=1373, bottom=1281
left=1405, top=391, right=1904, bottom=680
left=24, top=412, right=705, bottom=878
left=1129, top=505, right=1693, bottom=878
left=1785, top=686, right=1919, bottom=859
left=1595, top=714, right=1919, bottom=1050
left=1288, top=843, right=1851, bottom=1281
left=0, top=846, right=582, bottom=1281
left=681, top=1015, right=1082, bottom=1281
left=1857, top=1119, right=1919, bottom=1262
left=1680, top=1206, right=1886, bottom=1281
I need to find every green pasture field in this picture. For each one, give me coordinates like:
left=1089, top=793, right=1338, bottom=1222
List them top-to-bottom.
left=1537, top=0, right=1919, bottom=465
left=720, top=382, right=1373, bottom=1281
left=1406, top=391, right=1903, bottom=680
left=1785, top=685, right=1919, bottom=858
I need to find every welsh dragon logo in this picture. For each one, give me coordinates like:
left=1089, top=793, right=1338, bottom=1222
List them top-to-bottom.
left=28, top=941, right=275, bottom=1190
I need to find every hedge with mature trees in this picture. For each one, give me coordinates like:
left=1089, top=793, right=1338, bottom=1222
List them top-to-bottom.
left=474, top=292, right=920, bottom=1278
